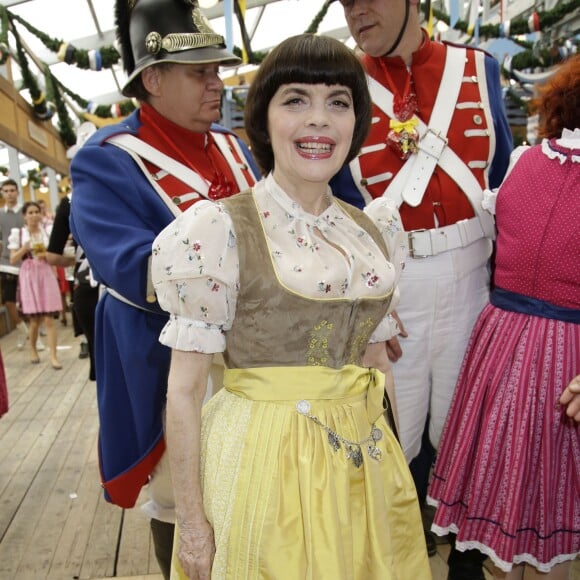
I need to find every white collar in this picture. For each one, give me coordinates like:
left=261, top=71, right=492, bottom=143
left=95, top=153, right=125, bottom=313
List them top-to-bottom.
left=555, top=128, right=580, bottom=149
left=3, top=203, right=22, bottom=214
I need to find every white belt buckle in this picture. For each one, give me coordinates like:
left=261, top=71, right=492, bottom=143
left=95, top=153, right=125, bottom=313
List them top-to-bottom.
left=419, top=128, right=448, bottom=161
left=408, top=229, right=430, bottom=258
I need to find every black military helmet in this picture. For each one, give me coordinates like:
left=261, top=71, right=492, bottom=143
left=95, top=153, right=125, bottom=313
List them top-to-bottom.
left=116, top=0, right=240, bottom=96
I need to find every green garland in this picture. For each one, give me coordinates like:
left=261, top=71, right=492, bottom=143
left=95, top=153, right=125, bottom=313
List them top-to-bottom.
left=433, top=0, right=580, bottom=39
left=433, top=0, right=579, bottom=78
left=306, top=1, right=331, bottom=34
left=0, top=6, right=8, bottom=64
left=7, top=9, right=120, bottom=70
left=10, top=16, right=49, bottom=119
left=46, top=67, right=77, bottom=146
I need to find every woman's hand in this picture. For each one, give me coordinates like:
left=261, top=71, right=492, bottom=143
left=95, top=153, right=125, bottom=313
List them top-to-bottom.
left=10, top=241, right=31, bottom=265
left=363, top=341, right=400, bottom=432
left=560, top=375, right=580, bottom=422
left=177, top=518, right=215, bottom=580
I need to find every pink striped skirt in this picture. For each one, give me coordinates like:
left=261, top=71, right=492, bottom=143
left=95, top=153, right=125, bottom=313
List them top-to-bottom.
left=428, top=303, right=580, bottom=573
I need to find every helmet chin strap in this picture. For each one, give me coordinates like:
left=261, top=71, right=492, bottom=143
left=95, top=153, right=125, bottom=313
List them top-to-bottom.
left=383, top=0, right=410, bottom=57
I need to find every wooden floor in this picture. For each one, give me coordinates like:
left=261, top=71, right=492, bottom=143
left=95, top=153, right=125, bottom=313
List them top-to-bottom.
left=0, top=321, right=577, bottom=579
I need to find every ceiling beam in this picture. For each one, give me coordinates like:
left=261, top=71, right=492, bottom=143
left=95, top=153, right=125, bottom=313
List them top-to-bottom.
left=86, top=0, right=104, bottom=38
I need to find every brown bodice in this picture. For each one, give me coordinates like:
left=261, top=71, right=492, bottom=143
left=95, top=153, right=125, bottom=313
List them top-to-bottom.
left=221, top=191, right=394, bottom=370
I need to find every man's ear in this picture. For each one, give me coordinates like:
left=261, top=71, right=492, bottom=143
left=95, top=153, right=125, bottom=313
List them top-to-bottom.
left=142, top=66, right=161, bottom=96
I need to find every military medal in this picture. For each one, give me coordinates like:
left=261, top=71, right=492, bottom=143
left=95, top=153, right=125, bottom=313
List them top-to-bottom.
left=379, top=59, right=420, bottom=160
left=387, top=117, right=419, bottom=160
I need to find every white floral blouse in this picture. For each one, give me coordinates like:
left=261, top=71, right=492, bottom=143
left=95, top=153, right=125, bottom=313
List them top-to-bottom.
left=152, top=173, right=408, bottom=353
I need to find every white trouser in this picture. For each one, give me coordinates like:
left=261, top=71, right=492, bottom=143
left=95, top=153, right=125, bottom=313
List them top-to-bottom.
left=393, top=238, right=492, bottom=463
left=141, top=357, right=225, bottom=523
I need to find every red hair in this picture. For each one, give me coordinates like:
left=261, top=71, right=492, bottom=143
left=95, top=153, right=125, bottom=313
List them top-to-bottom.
left=536, top=55, right=580, bottom=139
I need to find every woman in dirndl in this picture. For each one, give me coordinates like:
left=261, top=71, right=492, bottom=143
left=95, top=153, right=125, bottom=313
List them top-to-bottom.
left=152, top=34, right=430, bottom=580
left=428, top=55, right=580, bottom=579
left=9, top=201, right=63, bottom=369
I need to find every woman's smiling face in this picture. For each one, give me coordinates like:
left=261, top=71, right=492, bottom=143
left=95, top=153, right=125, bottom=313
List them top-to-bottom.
left=267, top=83, right=356, bottom=194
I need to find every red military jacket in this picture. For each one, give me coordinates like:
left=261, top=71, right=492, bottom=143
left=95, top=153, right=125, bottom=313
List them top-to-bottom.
left=352, top=34, right=500, bottom=231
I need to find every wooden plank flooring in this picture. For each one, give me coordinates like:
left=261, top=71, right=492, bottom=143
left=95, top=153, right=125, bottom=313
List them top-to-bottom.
left=0, top=321, right=577, bottom=579
left=0, top=321, right=161, bottom=580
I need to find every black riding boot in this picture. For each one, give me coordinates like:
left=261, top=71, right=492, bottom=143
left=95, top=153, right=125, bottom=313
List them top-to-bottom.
left=409, top=416, right=437, bottom=557
left=150, top=518, right=175, bottom=580
left=447, top=533, right=486, bottom=580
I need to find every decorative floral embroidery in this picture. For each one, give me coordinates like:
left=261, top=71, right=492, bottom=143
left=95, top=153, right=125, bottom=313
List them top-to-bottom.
left=296, top=236, right=308, bottom=248
left=184, top=240, right=205, bottom=273
left=363, top=270, right=380, bottom=288
left=207, top=278, right=220, bottom=292
left=317, top=281, right=332, bottom=293
left=348, top=317, right=376, bottom=364
left=306, top=320, right=334, bottom=365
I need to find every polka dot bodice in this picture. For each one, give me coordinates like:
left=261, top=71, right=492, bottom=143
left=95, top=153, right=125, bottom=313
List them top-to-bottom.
left=494, top=139, right=580, bottom=310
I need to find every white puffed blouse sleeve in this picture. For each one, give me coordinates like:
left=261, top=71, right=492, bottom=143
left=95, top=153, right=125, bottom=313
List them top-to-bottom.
left=364, top=197, right=408, bottom=342
left=151, top=200, right=239, bottom=353
left=7, top=227, right=24, bottom=250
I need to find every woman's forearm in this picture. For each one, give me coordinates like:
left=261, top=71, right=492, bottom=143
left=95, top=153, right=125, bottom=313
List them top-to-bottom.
left=10, top=245, right=28, bottom=264
left=166, top=349, right=213, bottom=526
left=166, top=349, right=216, bottom=578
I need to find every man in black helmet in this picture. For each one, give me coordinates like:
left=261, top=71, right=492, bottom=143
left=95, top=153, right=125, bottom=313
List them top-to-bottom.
left=69, top=1, right=259, bottom=577
left=331, top=1, right=513, bottom=578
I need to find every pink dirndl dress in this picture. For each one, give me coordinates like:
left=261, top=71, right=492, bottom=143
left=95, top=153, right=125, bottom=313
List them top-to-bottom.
left=427, top=138, right=580, bottom=573
left=10, top=227, right=62, bottom=317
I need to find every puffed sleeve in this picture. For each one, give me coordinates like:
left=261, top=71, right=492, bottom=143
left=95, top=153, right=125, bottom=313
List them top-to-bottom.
left=482, top=145, right=531, bottom=215
left=364, top=197, right=408, bottom=342
left=151, top=200, right=239, bottom=353
left=7, top=227, right=23, bottom=250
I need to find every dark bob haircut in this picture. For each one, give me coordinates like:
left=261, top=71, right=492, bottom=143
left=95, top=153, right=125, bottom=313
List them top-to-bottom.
left=244, top=34, right=372, bottom=175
